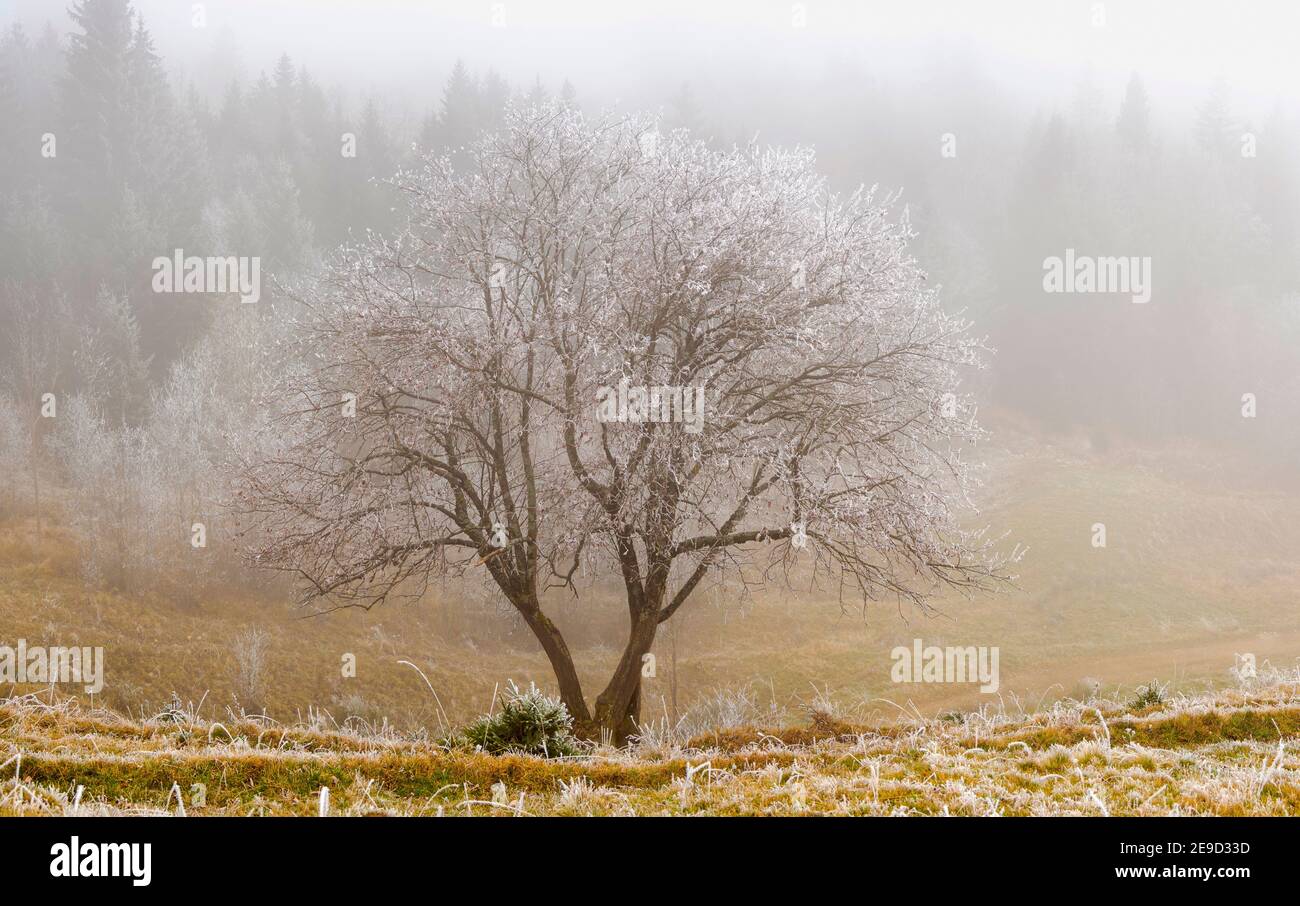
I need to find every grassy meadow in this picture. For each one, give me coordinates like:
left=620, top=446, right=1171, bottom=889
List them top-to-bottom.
left=3, top=430, right=1300, bottom=815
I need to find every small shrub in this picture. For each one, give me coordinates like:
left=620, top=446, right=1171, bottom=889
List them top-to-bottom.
left=458, top=680, right=580, bottom=757
left=1130, top=681, right=1166, bottom=711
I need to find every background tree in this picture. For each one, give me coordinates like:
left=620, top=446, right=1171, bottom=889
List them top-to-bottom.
left=1116, top=72, right=1150, bottom=151
left=1195, top=78, right=1237, bottom=158
left=239, top=105, right=1012, bottom=743
left=0, top=288, right=67, bottom=540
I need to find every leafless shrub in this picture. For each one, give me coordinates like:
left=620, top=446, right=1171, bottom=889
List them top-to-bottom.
left=231, top=628, right=271, bottom=714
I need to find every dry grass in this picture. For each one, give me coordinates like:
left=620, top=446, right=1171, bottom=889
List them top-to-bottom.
left=3, top=437, right=1300, bottom=815
left=3, top=438, right=1300, bottom=735
left=4, top=667, right=1299, bottom=817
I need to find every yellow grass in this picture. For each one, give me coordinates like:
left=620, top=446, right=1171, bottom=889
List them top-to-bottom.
left=3, top=675, right=1299, bottom=816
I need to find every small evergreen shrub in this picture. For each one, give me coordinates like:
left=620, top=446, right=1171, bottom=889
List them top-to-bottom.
left=458, top=680, right=580, bottom=757
left=1130, top=681, right=1166, bottom=710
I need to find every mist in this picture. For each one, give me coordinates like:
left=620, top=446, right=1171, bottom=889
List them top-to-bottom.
left=1, top=0, right=1299, bottom=830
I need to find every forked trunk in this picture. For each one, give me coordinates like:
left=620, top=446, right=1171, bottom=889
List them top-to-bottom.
left=515, top=594, right=659, bottom=747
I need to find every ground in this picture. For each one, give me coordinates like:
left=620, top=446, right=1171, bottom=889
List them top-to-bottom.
left=3, top=671, right=1298, bottom=816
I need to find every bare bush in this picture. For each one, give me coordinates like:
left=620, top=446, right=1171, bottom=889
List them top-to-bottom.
left=231, top=627, right=272, bottom=714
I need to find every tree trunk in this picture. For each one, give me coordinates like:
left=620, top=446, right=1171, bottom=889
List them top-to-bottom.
left=510, top=587, right=663, bottom=746
left=517, top=603, right=591, bottom=727
left=592, top=611, right=658, bottom=745
left=669, top=617, right=679, bottom=727
left=592, top=676, right=643, bottom=746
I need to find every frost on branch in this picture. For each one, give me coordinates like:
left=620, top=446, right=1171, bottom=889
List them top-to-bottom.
left=236, top=103, right=1015, bottom=738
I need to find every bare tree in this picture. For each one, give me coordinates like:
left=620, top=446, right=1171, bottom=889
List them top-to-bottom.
left=238, top=105, right=1013, bottom=743
left=0, top=287, right=66, bottom=544
left=53, top=394, right=162, bottom=590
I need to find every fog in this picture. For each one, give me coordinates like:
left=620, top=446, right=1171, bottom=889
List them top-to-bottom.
left=1, top=0, right=1298, bottom=747
left=11, top=1, right=1300, bottom=113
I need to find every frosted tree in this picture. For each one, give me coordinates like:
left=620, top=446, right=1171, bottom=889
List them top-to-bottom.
left=239, top=105, right=1012, bottom=742
left=0, top=288, right=66, bottom=541
left=51, top=302, right=274, bottom=596
left=147, top=303, right=276, bottom=588
left=0, top=394, right=30, bottom=518
left=52, top=394, right=163, bottom=590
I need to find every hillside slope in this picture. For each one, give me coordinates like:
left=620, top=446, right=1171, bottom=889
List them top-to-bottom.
left=1, top=435, right=1298, bottom=731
